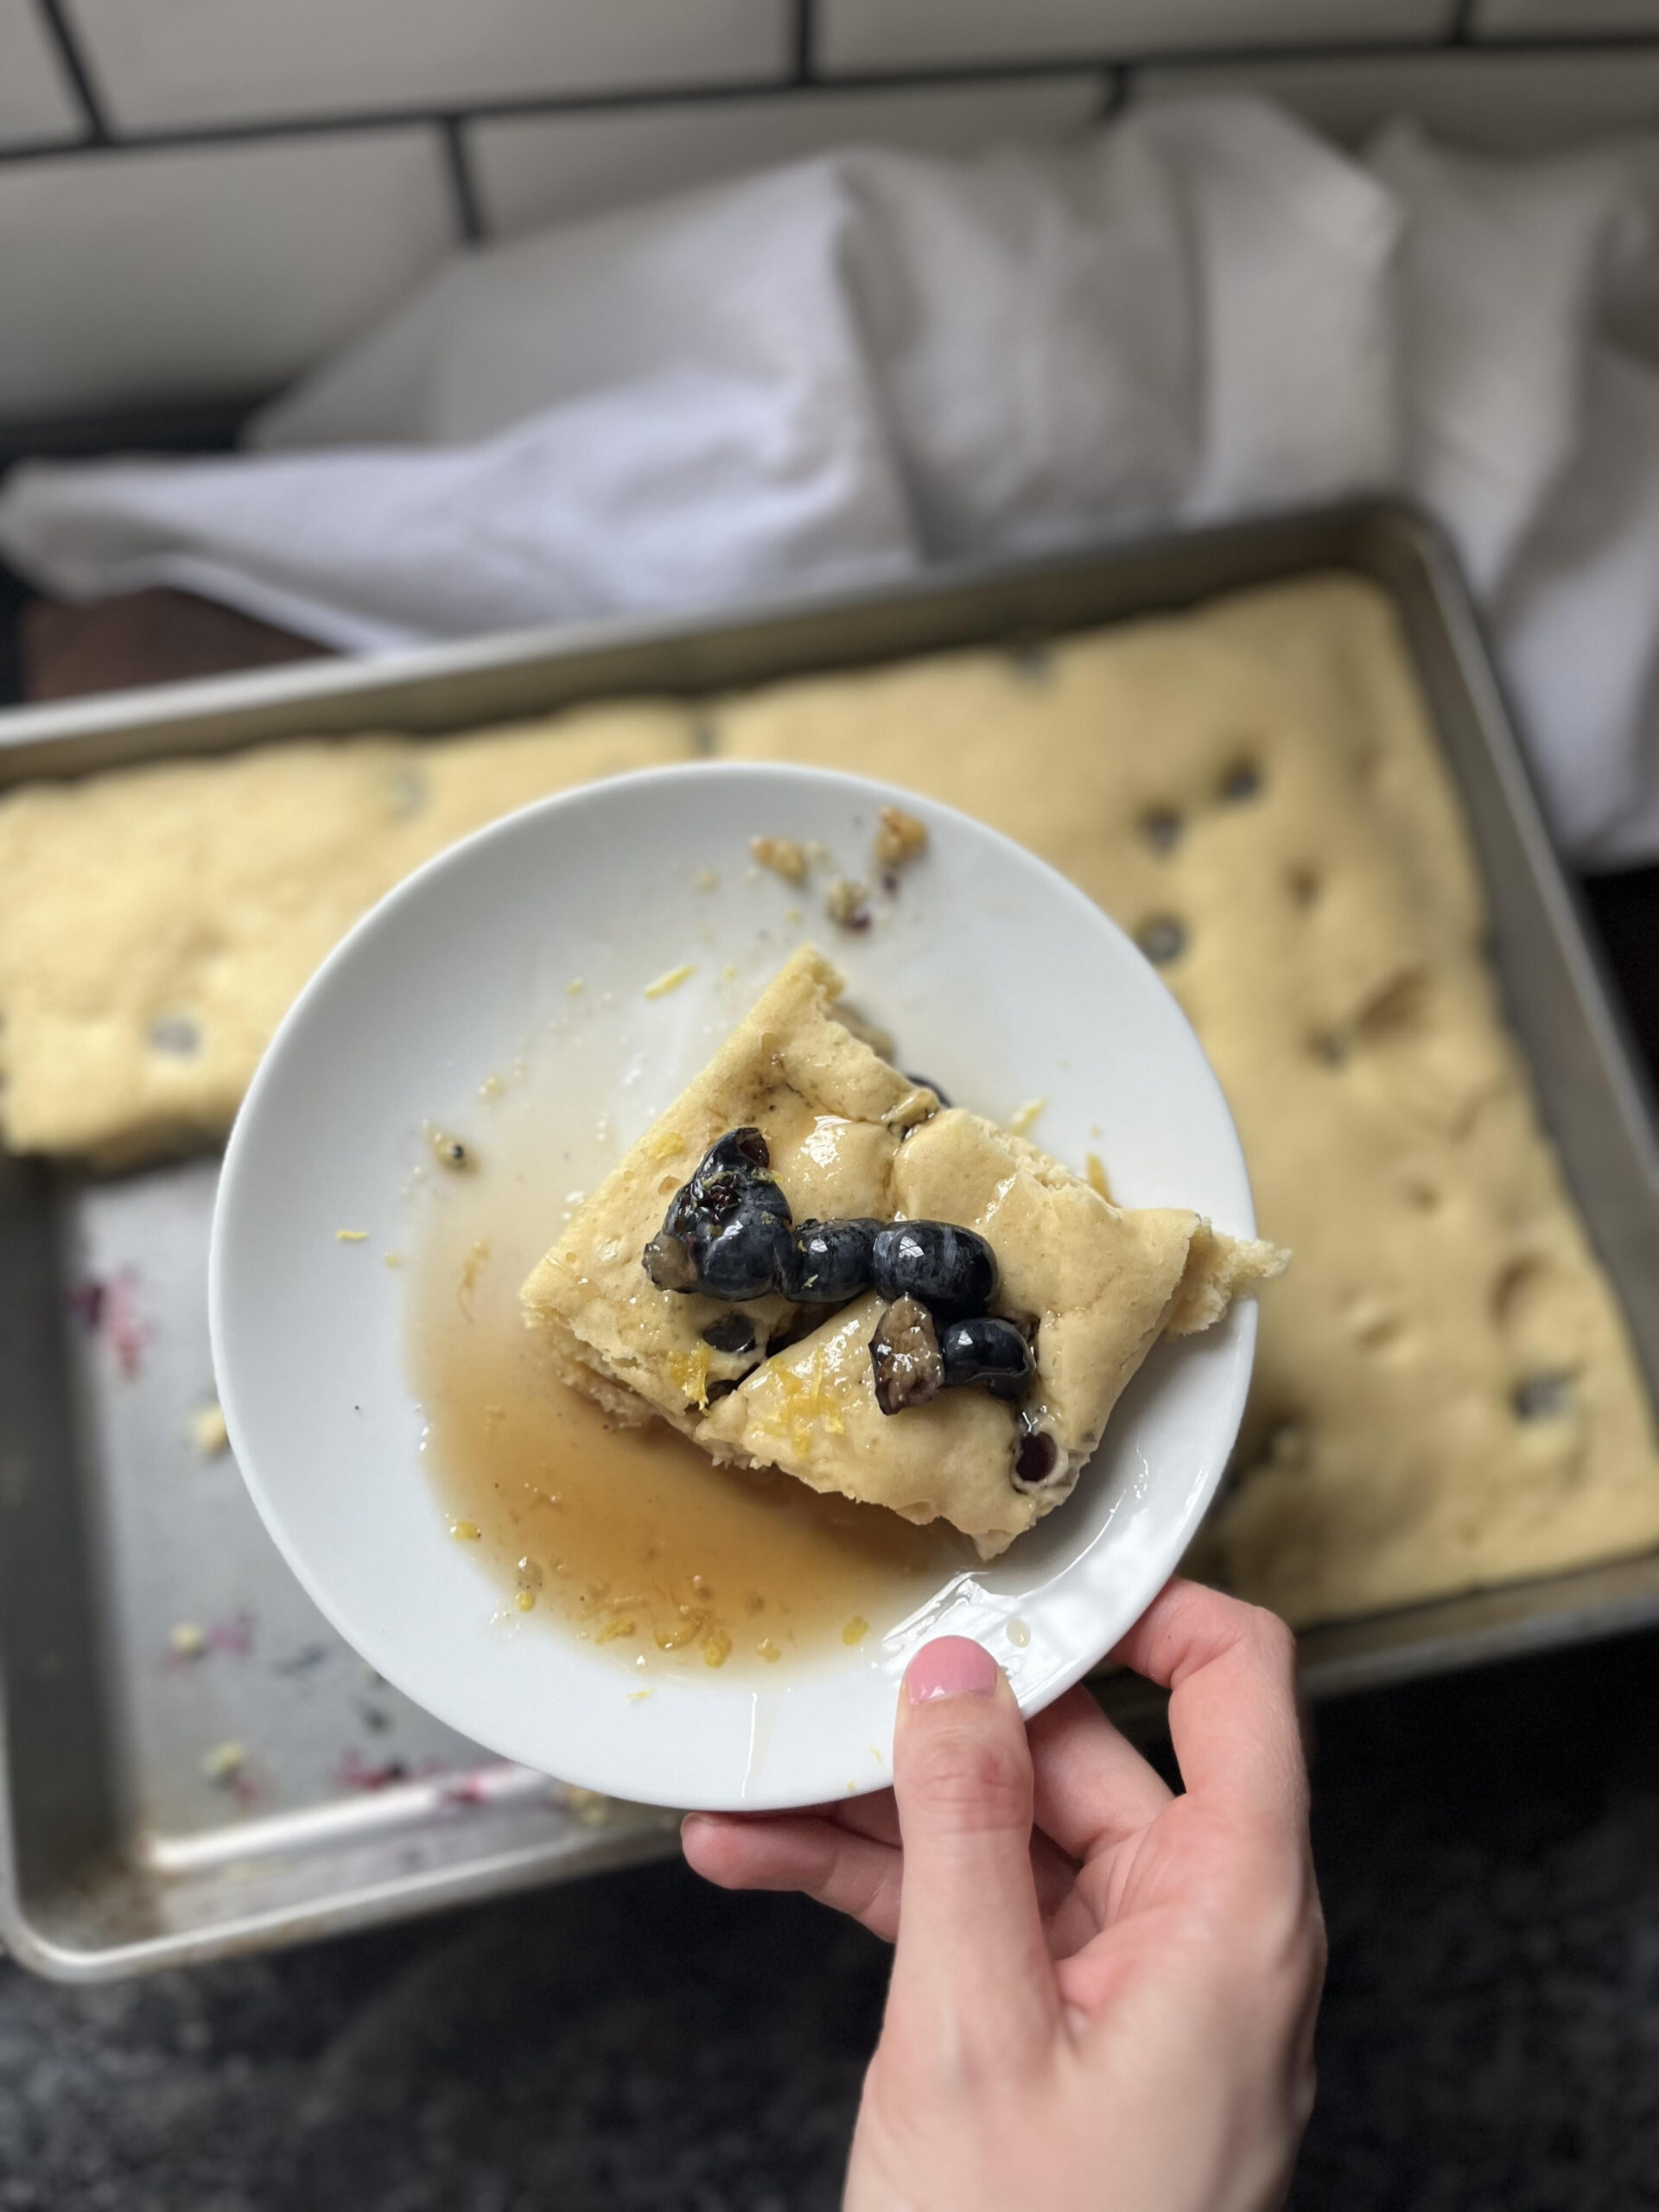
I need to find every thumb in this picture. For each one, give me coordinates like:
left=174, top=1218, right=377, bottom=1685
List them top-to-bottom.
left=886, top=1637, right=1058, bottom=2061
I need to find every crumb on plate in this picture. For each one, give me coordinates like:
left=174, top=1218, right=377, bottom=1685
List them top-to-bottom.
left=873, top=805, right=928, bottom=868
left=751, top=835, right=808, bottom=883
left=824, top=878, right=870, bottom=931
left=644, top=963, right=696, bottom=999
left=425, top=1124, right=472, bottom=1170
left=186, top=1401, right=229, bottom=1457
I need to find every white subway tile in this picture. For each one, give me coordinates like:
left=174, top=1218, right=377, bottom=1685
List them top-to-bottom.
left=0, top=0, right=81, bottom=147
left=64, top=0, right=790, bottom=131
left=818, top=0, right=1453, bottom=74
left=1473, top=0, right=1659, bottom=33
left=1131, top=48, right=1659, bottom=152
left=471, top=76, right=1106, bottom=236
left=0, top=133, right=454, bottom=418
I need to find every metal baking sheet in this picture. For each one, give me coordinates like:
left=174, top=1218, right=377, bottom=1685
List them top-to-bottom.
left=3, top=499, right=1657, bottom=1979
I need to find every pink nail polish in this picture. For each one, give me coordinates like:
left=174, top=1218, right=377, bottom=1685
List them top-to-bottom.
left=906, top=1637, right=999, bottom=1705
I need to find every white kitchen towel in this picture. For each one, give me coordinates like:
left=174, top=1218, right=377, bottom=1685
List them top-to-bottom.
left=3, top=95, right=1658, bottom=868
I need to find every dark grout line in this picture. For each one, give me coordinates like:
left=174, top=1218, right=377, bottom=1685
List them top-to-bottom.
left=34, top=0, right=109, bottom=140
left=794, top=0, right=817, bottom=85
left=1449, top=0, right=1480, bottom=43
left=0, top=29, right=1657, bottom=173
left=0, top=60, right=1100, bottom=164
left=1096, top=68, right=1127, bottom=124
left=440, top=115, right=486, bottom=243
left=0, top=126, right=91, bottom=160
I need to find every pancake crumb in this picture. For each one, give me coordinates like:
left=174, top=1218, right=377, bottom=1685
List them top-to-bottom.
left=874, top=805, right=928, bottom=867
left=751, top=835, right=808, bottom=883
left=644, top=963, right=696, bottom=999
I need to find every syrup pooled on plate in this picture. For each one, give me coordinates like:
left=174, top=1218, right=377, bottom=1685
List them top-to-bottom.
left=406, top=1068, right=968, bottom=1681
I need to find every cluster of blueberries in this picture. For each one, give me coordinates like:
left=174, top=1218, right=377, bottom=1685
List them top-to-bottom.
left=642, top=1128, right=1035, bottom=1418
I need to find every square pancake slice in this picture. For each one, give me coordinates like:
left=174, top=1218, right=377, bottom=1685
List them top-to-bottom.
left=520, top=947, right=937, bottom=1434
left=524, top=950, right=1285, bottom=1558
left=699, top=1109, right=1283, bottom=1557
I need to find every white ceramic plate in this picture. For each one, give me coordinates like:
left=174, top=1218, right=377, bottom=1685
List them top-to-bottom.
left=211, top=763, right=1258, bottom=1811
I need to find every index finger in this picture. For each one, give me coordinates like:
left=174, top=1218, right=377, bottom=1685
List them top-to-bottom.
left=1109, top=1579, right=1307, bottom=1835
left=1027, top=1685, right=1171, bottom=1862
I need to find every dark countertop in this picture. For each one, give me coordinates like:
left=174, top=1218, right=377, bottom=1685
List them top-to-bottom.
left=3, top=567, right=1659, bottom=2209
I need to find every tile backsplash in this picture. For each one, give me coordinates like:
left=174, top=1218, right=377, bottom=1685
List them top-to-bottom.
left=0, top=0, right=1656, bottom=429
left=0, top=0, right=79, bottom=148
left=66, top=0, right=792, bottom=131
left=817, top=0, right=1458, bottom=73
left=1135, top=42, right=1659, bottom=152
left=470, top=76, right=1107, bottom=238
left=0, top=134, right=454, bottom=417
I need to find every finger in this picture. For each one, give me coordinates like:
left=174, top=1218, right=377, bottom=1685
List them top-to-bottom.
left=1109, top=1578, right=1307, bottom=1838
left=887, top=1637, right=1058, bottom=2056
left=1027, top=1685, right=1172, bottom=1862
left=827, top=1787, right=1071, bottom=1912
left=823, top=1791, right=900, bottom=1848
left=842, top=1797, right=1080, bottom=1944
left=684, top=1800, right=1078, bottom=1951
left=682, top=1812, right=902, bottom=1940
left=1029, top=1824, right=1084, bottom=1922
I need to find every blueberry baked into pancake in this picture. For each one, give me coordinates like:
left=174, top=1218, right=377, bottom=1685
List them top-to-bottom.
left=521, top=947, right=1285, bottom=1559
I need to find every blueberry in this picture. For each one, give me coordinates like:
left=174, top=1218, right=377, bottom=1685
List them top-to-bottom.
left=1219, top=758, right=1262, bottom=804
left=1139, top=806, right=1183, bottom=855
left=1136, top=915, right=1186, bottom=966
left=906, top=1074, right=951, bottom=1107
left=653, top=1127, right=792, bottom=1287
left=664, top=1128, right=788, bottom=1239
left=702, top=1128, right=771, bottom=1178
left=670, top=1171, right=790, bottom=1237
left=741, top=1176, right=791, bottom=1222
left=663, top=1185, right=708, bottom=1239
left=692, top=1204, right=792, bottom=1301
left=786, top=1217, right=880, bottom=1304
left=872, top=1221, right=998, bottom=1322
left=643, top=1230, right=698, bottom=1293
left=869, top=1296, right=944, bottom=1415
left=702, top=1313, right=757, bottom=1355
left=940, top=1316, right=1033, bottom=1402
left=1513, top=1371, right=1573, bottom=1422
left=1013, top=1424, right=1059, bottom=1486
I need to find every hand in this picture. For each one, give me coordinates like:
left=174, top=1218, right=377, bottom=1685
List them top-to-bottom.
left=683, top=1579, right=1325, bottom=2212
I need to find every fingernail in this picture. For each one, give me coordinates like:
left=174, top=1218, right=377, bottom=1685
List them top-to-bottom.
left=906, top=1636, right=999, bottom=1706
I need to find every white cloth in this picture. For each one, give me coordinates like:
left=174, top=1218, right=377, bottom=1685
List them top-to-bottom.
left=3, top=96, right=1659, bottom=868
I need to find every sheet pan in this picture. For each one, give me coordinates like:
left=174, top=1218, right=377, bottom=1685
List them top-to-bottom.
left=4, top=500, right=1656, bottom=1976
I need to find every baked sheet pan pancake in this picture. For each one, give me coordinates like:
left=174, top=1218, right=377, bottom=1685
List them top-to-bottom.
left=3, top=500, right=1656, bottom=1977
